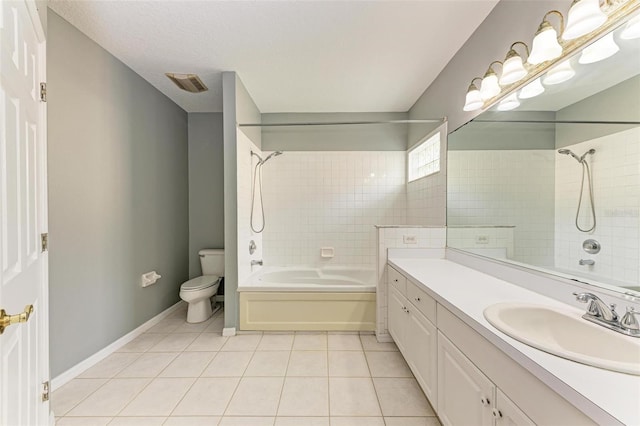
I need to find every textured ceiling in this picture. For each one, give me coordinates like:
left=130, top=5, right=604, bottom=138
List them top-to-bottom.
left=49, top=0, right=498, bottom=113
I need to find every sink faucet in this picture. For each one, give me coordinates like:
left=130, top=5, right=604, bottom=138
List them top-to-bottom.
left=251, top=260, right=263, bottom=266
left=573, top=292, right=640, bottom=337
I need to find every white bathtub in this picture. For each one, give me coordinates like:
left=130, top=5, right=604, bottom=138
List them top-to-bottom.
left=238, top=266, right=377, bottom=331
left=239, top=266, right=376, bottom=292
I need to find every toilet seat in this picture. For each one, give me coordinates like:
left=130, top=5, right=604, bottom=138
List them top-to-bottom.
left=180, top=275, right=220, bottom=291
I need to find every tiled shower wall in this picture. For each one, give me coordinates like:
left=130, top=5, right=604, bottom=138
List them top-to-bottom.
left=555, top=127, right=640, bottom=286
left=447, top=150, right=555, bottom=267
left=262, top=152, right=407, bottom=266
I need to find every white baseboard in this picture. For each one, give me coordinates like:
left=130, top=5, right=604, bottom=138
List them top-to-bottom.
left=51, top=301, right=185, bottom=391
left=222, top=327, right=236, bottom=336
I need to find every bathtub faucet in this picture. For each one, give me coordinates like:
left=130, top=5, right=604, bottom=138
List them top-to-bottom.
left=251, top=260, right=263, bottom=266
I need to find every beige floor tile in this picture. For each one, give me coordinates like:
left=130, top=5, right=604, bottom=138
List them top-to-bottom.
left=204, top=316, right=225, bottom=333
left=147, top=317, right=186, bottom=334
left=117, top=333, right=168, bottom=353
left=149, top=333, right=199, bottom=352
left=186, top=333, right=228, bottom=351
left=293, top=333, right=327, bottom=350
left=221, top=334, right=262, bottom=351
left=257, top=334, right=294, bottom=351
left=328, top=334, right=363, bottom=351
left=359, top=335, right=398, bottom=352
left=201, top=351, right=253, bottom=377
left=245, top=351, right=290, bottom=377
left=286, top=351, right=328, bottom=377
left=328, top=351, right=370, bottom=377
left=365, top=351, right=412, bottom=377
left=117, top=352, right=179, bottom=378
left=160, top=352, right=217, bottom=377
left=78, top=353, right=141, bottom=379
left=172, top=377, right=240, bottom=416
left=225, top=377, right=284, bottom=416
left=277, top=377, right=329, bottom=416
left=51, top=378, right=107, bottom=416
left=67, top=378, right=150, bottom=417
left=120, top=378, right=195, bottom=416
left=328, top=378, right=381, bottom=417
left=373, top=378, right=434, bottom=417
left=56, top=417, right=112, bottom=425
left=108, top=417, right=166, bottom=425
left=163, top=417, right=220, bottom=425
left=218, top=417, right=275, bottom=426
left=274, top=417, right=329, bottom=426
left=330, top=417, right=385, bottom=426
left=383, top=417, right=441, bottom=426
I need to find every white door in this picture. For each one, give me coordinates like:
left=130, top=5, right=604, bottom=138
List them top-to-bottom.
left=0, top=1, right=49, bottom=425
left=407, top=308, right=437, bottom=408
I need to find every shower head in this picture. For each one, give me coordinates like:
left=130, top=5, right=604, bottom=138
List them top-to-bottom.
left=580, top=148, right=596, bottom=162
left=558, top=149, right=582, bottom=163
left=261, top=151, right=283, bottom=165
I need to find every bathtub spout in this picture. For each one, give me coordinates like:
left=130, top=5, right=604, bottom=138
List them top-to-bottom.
left=251, top=260, right=263, bottom=266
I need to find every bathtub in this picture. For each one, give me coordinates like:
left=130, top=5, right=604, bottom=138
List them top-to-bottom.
left=238, top=266, right=377, bottom=331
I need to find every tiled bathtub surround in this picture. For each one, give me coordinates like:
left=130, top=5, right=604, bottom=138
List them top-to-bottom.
left=555, top=127, right=640, bottom=286
left=447, top=150, right=555, bottom=267
left=262, top=152, right=407, bottom=266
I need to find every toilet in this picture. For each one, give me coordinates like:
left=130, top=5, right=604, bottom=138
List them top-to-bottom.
left=179, top=249, right=224, bottom=323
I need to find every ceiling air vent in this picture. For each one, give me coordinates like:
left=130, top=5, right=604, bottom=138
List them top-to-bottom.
left=165, top=73, right=208, bottom=93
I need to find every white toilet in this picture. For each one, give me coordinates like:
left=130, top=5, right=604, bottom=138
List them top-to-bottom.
left=179, top=249, right=224, bottom=323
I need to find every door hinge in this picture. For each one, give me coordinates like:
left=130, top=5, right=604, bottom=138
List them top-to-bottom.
left=40, top=82, right=47, bottom=102
left=41, top=233, right=48, bottom=252
left=42, top=381, right=50, bottom=402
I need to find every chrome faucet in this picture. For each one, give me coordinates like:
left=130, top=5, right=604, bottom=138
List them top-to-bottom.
left=251, top=259, right=263, bottom=266
left=574, top=292, right=640, bottom=337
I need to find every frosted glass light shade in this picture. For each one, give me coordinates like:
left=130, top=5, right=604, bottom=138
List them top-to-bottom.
left=563, top=0, right=607, bottom=40
left=621, top=15, right=640, bottom=40
left=528, top=26, right=562, bottom=64
left=579, top=33, right=619, bottom=64
left=500, top=55, right=528, bottom=85
left=543, top=60, right=575, bottom=85
left=480, top=73, right=501, bottom=101
left=519, top=78, right=545, bottom=99
left=463, top=87, right=484, bottom=111
left=497, top=94, right=520, bottom=111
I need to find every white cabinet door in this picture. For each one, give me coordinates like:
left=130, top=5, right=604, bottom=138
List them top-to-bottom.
left=388, top=286, right=407, bottom=353
left=407, top=307, right=438, bottom=408
left=438, top=331, right=494, bottom=426
left=495, top=389, right=536, bottom=426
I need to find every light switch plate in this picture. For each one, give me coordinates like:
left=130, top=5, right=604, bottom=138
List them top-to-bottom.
left=403, top=235, right=417, bottom=244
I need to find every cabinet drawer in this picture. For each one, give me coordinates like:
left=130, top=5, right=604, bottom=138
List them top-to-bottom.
left=388, top=265, right=406, bottom=295
left=407, top=280, right=436, bottom=324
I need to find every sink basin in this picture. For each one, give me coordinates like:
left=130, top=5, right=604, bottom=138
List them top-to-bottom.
left=484, top=302, right=640, bottom=375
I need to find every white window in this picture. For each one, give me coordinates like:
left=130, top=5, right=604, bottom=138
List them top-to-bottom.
left=408, top=132, right=441, bottom=182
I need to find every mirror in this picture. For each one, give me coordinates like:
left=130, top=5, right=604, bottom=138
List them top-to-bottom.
left=447, top=15, right=640, bottom=297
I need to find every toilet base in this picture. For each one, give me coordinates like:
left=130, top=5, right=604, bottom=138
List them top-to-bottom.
left=187, top=297, right=214, bottom=323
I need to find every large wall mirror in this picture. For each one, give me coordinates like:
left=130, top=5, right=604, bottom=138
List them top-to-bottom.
left=447, top=12, right=640, bottom=298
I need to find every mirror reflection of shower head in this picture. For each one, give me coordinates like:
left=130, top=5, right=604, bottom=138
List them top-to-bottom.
left=580, top=148, right=595, bottom=162
left=558, top=149, right=582, bottom=163
left=262, top=151, right=283, bottom=164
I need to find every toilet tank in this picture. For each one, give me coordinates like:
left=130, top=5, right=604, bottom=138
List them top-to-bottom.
left=199, top=249, right=225, bottom=276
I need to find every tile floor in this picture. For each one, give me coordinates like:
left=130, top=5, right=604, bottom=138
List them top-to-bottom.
left=53, top=303, right=441, bottom=426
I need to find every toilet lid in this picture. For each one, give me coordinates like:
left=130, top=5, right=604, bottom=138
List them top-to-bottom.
left=181, top=275, right=219, bottom=291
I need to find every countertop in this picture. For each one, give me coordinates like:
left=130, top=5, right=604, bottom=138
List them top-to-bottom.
left=387, top=256, right=640, bottom=426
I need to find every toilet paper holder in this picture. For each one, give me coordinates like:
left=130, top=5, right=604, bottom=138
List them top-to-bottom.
left=141, top=271, right=161, bottom=287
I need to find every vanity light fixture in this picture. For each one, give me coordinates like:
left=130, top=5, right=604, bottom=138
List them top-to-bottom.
left=562, top=0, right=607, bottom=40
left=528, top=11, right=565, bottom=65
left=620, top=14, right=640, bottom=39
left=579, top=32, right=619, bottom=64
left=499, top=42, right=531, bottom=85
left=543, top=59, right=576, bottom=85
left=480, top=61, right=503, bottom=100
left=518, top=77, right=545, bottom=99
left=463, top=78, right=484, bottom=112
left=497, top=93, right=520, bottom=111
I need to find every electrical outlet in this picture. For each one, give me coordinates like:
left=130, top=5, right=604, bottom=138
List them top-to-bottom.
left=403, top=235, right=417, bottom=244
left=476, top=235, right=489, bottom=244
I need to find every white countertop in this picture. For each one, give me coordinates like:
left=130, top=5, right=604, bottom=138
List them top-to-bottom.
left=388, top=257, right=640, bottom=426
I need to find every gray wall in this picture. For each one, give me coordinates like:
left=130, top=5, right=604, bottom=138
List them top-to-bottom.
left=409, top=0, right=572, bottom=134
left=48, top=10, right=189, bottom=377
left=261, top=112, right=408, bottom=151
left=188, top=113, right=225, bottom=278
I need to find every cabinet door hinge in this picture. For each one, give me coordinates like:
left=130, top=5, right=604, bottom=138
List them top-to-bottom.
left=40, top=82, right=47, bottom=102
left=41, top=233, right=48, bottom=252
left=42, top=381, right=50, bottom=402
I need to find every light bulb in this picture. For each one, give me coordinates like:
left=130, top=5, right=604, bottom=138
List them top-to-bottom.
left=563, top=0, right=607, bottom=40
left=621, top=15, right=640, bottom=40
left=528, top=24, right=563, bottom=65
left=579, top=32, right=619, bottom=64
left=500, top=53, right=528, bottom=85
left=543, top=60, right=575, bottom=85
left=480, top=72, right=501, bottom=101
left=519, top=78, right=545, bottom=99
left=463, top=84, right=483, bottom=112
left=497, top=94, right=520, bottom=111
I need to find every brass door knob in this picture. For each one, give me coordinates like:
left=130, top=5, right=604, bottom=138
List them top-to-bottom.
left=0, top=305, right=34, bottom=335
